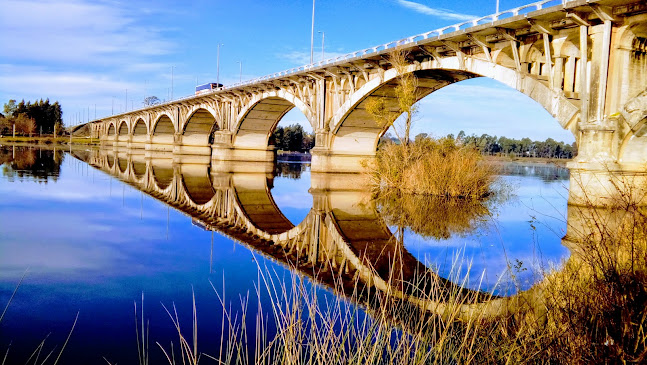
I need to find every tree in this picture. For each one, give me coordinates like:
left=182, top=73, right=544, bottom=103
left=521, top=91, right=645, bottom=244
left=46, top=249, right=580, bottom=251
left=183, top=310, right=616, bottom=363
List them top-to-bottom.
left=366, top=49, right=419, bottom=145
left=143, top=96, right=161, bottom=106
left=3, top=100, right=17, bottom=117
left=14, top=114, right=37, bottom=136
left=0, top=115, right=10, bottom=135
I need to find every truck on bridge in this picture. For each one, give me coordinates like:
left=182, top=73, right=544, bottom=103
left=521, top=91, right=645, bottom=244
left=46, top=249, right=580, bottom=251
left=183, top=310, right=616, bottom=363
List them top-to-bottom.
left=195, top=83, right=223, bottom=95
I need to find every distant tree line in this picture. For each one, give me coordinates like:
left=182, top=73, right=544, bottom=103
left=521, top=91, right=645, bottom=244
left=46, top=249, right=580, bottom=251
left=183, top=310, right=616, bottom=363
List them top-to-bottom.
left=1, top=99, right=64, bottom=136
left=271, top=124, right=315, bottom=152
left=380, top=130, right=577, bottom=159
left=452, top=130, right=577, bottom=159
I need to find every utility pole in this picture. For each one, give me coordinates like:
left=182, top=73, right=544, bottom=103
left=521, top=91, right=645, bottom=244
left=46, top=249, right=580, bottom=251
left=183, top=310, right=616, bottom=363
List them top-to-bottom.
left=310, top=0, right=316, bottom=64
left=496, top=0, right=500, bottom=13
left=318, top=31, right=325, bottom=61
left=216, top=43, right=223, bottom=85
left=238, top=61, right=242, bottom=82
left=171, top=66, right=175, bottom=100
left=125, top=89, right=128, bottom=111
left=112, top=97, right=115, bottom=115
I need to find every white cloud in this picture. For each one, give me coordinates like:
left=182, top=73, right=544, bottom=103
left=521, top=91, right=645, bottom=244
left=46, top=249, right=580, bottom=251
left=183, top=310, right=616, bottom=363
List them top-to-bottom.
left=0, top=0, right=174, bottom=65
left=395, top=0, right=476, bottom=21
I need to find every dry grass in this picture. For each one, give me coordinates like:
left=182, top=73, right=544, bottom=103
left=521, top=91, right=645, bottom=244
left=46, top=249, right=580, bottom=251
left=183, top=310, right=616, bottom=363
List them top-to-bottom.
left=366, top=137, right=498, bottom=199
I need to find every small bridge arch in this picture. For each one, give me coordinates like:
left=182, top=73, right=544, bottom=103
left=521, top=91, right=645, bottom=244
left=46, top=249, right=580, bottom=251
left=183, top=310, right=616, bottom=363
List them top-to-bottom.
left=233, top=91, right=314, bottom=150
left=181, top=108, right=219, bottom=147
left=151, top=114, right=176, bottom=148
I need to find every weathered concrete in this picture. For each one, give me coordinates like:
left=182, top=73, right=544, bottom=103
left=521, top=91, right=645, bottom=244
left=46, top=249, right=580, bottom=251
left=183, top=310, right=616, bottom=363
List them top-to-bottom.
left=74, top=0, right=647, bottom=205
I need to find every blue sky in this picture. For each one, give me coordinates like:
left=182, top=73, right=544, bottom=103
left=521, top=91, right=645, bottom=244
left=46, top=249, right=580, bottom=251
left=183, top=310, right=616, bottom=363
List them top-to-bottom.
left=0, top=0, right=574, bottom=142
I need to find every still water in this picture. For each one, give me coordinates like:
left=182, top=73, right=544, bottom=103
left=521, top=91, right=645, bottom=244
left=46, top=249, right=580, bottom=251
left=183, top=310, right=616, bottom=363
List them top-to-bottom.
left=0, top=146, right=570, bottom=363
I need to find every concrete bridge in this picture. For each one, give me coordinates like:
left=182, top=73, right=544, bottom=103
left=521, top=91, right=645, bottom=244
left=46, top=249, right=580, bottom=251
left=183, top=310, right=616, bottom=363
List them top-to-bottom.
left=74, top=0, right=647, bottom=205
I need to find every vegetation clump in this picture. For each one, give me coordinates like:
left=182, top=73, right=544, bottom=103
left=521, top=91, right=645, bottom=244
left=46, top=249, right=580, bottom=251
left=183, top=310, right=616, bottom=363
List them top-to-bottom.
left=363, top=50, right=498, bottom=200
left=369, top=137, right=497, bottom=199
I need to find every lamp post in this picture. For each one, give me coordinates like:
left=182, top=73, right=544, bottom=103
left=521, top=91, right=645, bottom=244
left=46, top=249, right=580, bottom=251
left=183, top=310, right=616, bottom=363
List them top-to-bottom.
left=310, top=0, right=315, bottom=64
left=496, top=0, right=500, bottom=13
left=318, top=31, right=325, bottom=61
left=216, top=43, right=223, bottom=86
left=237, top=61, right=242, bottom=82
left=171, top=66, right=175, bottom=100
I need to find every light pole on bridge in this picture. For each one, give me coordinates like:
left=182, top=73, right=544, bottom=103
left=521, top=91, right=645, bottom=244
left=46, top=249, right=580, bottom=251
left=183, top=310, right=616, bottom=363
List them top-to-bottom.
left=310, top=0, right=315, bottom=64
left=318, top=30, right=325, bottom=61
left=216, top=43, right=223, bottom=86
left=237, top=61, right=242, bottom=83
left=171, top=66, right=175, bottom=100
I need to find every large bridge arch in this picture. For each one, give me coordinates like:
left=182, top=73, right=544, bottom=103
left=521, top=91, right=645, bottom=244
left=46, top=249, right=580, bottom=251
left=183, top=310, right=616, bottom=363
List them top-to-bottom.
left=328, top=57, right=580, bottom=156
left=232, top=91, right=314, bottom=149
left=181, top=108, right=219, bottom=147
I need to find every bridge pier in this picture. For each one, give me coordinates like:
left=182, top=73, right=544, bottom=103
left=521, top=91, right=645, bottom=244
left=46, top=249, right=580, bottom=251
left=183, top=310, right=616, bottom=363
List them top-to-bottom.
left=310, top=148, right=374, bottom=174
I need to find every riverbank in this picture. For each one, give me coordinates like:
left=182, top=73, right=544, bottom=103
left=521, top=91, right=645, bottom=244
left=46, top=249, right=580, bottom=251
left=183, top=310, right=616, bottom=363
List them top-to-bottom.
left=483, top=154, right=572, bottom=167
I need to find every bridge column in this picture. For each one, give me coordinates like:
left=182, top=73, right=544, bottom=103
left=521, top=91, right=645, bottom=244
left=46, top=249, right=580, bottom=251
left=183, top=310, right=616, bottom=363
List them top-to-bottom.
left=568, top=19, right=647, bottom=207
left=310, top=129, right=376, bottom=173
left=211, top=130, right=275, bottom=163
left=173, top=135, right=212, bottom=156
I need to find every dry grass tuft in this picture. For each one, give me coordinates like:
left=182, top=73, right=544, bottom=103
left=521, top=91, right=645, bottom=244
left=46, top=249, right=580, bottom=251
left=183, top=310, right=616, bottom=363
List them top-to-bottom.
left=365, top=137, right=498, bottom=200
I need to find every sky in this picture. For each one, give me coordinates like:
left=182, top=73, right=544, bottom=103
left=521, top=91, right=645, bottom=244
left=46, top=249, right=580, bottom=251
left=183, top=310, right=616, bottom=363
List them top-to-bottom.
left=0, top=0, right=575, bottom=143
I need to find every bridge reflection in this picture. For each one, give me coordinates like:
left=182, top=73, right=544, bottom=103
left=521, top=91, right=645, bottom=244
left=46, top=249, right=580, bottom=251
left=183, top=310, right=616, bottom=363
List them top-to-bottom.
left=71, top=147, right=623, bottom=328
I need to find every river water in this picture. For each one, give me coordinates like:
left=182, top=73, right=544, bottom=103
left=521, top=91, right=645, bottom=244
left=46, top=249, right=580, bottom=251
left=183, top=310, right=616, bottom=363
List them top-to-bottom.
left=0, top=145, right=571, bottom=363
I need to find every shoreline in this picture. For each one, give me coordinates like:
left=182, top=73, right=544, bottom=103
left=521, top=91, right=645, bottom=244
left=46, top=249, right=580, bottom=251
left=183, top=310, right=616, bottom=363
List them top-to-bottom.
left=0, top=141, right=575, bottom=167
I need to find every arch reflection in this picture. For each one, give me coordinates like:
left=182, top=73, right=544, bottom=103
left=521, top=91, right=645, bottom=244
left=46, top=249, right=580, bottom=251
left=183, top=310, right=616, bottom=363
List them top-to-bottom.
left=70, top=147, right=644, bottom=334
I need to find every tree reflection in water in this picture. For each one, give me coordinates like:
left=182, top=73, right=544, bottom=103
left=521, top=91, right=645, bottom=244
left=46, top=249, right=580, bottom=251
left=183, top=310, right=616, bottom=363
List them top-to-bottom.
left=0, top=145, right=64, bottom=182
left=373, top=188, right=502, bottom=240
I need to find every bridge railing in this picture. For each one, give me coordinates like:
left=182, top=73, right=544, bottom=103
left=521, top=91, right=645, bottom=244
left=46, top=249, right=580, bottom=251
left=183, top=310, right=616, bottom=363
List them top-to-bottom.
left=91, top=0, right=576, bottom=122
left=224, top=0, right=571, bottom=89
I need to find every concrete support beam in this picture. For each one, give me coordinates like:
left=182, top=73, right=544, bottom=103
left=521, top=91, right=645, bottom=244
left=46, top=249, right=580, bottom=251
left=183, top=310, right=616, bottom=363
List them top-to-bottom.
left=579, top=25, right=590, bottom=124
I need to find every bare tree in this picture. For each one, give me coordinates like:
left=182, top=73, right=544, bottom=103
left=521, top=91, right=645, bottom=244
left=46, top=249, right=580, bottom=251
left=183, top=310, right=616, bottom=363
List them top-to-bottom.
left=365, top=49, right=419, bottom=145
left=143, top=96, right=161, bottom=106
left=14, top=114, right=37, bottom=136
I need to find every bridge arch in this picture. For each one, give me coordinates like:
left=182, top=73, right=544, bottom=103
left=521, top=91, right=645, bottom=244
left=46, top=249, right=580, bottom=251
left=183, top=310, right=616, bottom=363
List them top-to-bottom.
left=328, top=57, right=579, bottom=156
left=232, top=91, right=313, bottom=149
left=181, top=108, right=219, bottom=146
left=151, top=114, right=176, bottom=146
left=132, top=118, right=148, bottom=144
left=117, top=121, right=129, bottom=144
left=106, top=123, right=116, bottom=140
left=116, top=156, right=128, bottom=174
left=150, top=160, right=174, bottom=191
left=178, top=164, right=215, bottom=206
left=230, top=174, right=296, bottom=235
